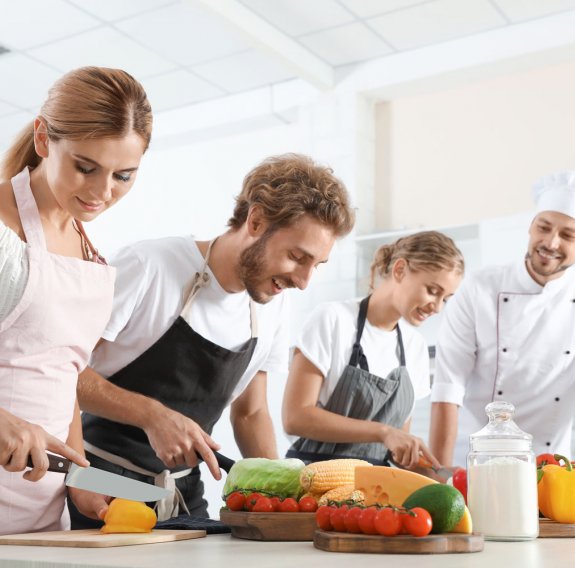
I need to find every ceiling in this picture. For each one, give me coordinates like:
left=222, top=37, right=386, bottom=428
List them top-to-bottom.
left=1, top=0, right=575, bottom=150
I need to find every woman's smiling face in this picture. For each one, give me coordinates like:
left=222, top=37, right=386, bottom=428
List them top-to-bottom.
left=35, top=120, right=146, bottom=222
left=391, top=260, right=462, bottom=326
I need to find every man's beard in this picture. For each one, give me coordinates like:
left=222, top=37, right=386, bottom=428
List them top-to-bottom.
left=238, top=231, right=273, bottom=304
left=525, top=250, right=572, bottom=278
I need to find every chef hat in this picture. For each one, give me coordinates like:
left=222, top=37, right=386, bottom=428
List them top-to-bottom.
left=533, top=171, right=575, bottom=220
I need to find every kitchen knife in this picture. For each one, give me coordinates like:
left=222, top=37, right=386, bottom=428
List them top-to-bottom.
left=195, top=450, right=235, bottom=473
left=384, top=450, right=452, bottom=481
left=28, top=454, right=171, bottom=502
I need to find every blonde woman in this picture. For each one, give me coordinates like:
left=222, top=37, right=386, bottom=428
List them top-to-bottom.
left=0, top=67, right=152, bottom=534
left=283, top=231, right=464, bottom=469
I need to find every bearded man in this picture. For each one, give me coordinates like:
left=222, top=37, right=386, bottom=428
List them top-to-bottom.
left=71, top=154, right=354, bottom=526
left=430, top=171, right=575, bottom=466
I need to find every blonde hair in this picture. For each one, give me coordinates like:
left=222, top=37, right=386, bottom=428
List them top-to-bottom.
left=1, top=66, right=152, bottom=181
left=227, top=153, right=355, bottom=237
left=369, top=230, right=464, bottom=290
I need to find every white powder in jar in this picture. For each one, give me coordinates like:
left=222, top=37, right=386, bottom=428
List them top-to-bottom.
left=467, top=456, right=539, bottom=540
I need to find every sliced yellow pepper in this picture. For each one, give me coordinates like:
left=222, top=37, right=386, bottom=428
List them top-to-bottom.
left=537, top=454, right=575, bottom=524
left=100, top=498, right=157, bottom=534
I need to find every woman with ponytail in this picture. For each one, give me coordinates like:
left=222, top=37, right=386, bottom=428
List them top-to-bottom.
left=0, top=67, right=152, bottom=534
left=283, top=231, right=464, bottom=470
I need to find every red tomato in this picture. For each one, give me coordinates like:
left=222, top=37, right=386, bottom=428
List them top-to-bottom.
left=537, top=453, right=560, bottom=467
left=452, top=468, right=468, bottom=504
left=225, top=491, right=246, bottom=512
left=245, top=492, right=263, bottom=511
left=252, top=496, right=274, bottom=513
left=298, top=496, right=318, bottom=513
left=269, top=497, right=281, bottom=512
left=278, top=498, right=300, bottom=513
left=315, top=505, right=334, bottom=531
left=330, top=505, right=349, bottom=532
left=343, top=506, right=363, bottom=534
left=358, top=506, right=378, bottom=535
left=374, top=507, right=402, bottom=537
left=402, top=507, right=433, bottom=537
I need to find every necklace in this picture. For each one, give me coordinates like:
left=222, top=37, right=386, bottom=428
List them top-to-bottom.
left=72, top=219, right=93, bottom=261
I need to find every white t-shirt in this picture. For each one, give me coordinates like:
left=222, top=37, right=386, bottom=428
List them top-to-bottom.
left=0, top=221, right=28, bottom=322
left=90, top=235, right=289, bottom=402
left=295, top=299, right=431, bottom=415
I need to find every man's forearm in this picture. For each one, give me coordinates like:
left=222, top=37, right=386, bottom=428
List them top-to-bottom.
left=77, top=366, right=160, bottom=430
left=429, top=402, right=459, bottom=466
left=232, top=409, right=278, bottom=459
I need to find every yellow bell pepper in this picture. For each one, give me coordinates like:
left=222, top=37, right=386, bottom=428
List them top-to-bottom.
left=537, top=454, right=575, bottom=523
left=101, top=498, right=157, bottom=534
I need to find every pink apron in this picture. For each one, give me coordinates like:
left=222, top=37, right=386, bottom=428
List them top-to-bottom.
left=0, top=168, right=115, bottom=535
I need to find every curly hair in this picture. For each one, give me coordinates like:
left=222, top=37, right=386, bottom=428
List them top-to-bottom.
left=1, top=66, right=152, bottom=181
left=227, top=153, right=355, bottom=237
left=370, top=230, right=465, bottom=290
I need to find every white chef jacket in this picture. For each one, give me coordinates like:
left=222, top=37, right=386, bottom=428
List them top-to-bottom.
left=431, top=260, right=575, bottom=465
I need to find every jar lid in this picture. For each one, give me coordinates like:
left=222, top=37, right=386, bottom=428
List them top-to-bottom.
left=469, top=401, right=533, bottom=452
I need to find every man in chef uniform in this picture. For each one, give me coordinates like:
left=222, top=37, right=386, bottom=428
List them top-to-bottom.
left=71, top=153, right=355, bottom=526
left=429, top=171, right=575, bottom=466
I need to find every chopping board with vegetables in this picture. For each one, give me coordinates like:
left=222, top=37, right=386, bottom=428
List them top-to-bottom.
left=220, top=510, right=316, bottom=541
left=538, top=519, right=575, bottom=538
left=0, top=529, right=205, bottom=548
left=313, top=530, right=484, bottom=554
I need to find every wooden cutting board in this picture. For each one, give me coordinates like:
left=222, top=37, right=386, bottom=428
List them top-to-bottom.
left=219, top=510, right=316, bottom=541
left=539, top=519, right=575, bottom=538
left=0, top=529, right=205, bottom=548
left=313, top=530, right=484, bottom=554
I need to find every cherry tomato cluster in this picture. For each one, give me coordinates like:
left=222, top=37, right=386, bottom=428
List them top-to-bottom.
left=225, top=491, right=319, bottom=513
left=315, top=504, right=433, bottom=538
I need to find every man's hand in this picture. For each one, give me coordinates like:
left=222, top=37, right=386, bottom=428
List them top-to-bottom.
left=143, top=402, right=222, bottom=479
left=0, top=409, right=89, bottom=481
left=68, top=487, right=111, bottom=521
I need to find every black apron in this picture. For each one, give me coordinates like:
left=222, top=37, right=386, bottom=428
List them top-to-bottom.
left=72, top=240, right=258, bottom=526
left=287, top=295, right=415, bottom=465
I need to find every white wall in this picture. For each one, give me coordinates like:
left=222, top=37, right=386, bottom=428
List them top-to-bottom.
left=374, top=60, right=575, bottom=230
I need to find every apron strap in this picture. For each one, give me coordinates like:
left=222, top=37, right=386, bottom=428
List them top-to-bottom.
left=11, top=168, right=46, bottom=250
left=180, top=238, right=258, bottom=339
left=349, top=295, right=371, bottom=371
left=348, top=296, right=407, bottom=370
left=396, top=323, right=406, bottom=367
left=84, top=441, right=192, bottom=521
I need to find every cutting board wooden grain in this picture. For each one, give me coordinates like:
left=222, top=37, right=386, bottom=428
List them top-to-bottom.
left=219, top=510, right=316, bottom=541
left=539, top=519, right=575, bottom=538
left=0, top=529, right=205, bottom=548
left=313, top=530, right=484, bottom=554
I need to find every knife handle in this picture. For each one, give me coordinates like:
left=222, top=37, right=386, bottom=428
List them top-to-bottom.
left=195, top=450, right=235, bottom=473
left=26, top=453, right=71, bottom=473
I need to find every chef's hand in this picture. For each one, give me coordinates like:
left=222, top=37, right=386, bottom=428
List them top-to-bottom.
left=143, top=402, right=222, bottom=480
left=0, top=408, right=89, bottom=482
left=381, top=427, right=438, bottom=470
left=68, top=487, right=111, bottom=521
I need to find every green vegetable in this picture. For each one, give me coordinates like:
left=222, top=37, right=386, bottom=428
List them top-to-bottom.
left=222, top=458, right=305, bottom=499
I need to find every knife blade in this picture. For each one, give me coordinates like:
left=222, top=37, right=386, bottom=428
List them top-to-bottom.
left=28, top=453, right=171, bottom=502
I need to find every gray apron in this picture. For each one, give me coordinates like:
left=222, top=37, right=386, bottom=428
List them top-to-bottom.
left=287, top=295, right=415, bottom=465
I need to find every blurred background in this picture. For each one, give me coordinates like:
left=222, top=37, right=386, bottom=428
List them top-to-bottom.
left=2, top=0, right=575, bottom=516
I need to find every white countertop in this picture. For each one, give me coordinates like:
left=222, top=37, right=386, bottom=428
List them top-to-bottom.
left=0, top=534, right=573, bottom=568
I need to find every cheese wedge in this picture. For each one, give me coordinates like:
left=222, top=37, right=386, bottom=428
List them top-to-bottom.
left=355, top=466, right=437, bottom=506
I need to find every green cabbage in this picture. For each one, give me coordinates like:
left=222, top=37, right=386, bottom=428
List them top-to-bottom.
left=222, top=458, right=305, bottom=499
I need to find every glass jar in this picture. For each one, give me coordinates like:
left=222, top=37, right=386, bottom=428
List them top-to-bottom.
left=467, top=401, right=539, bottom=541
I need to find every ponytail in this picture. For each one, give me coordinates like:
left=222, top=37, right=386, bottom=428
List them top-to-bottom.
left=0, top=121, right=39, bottom=181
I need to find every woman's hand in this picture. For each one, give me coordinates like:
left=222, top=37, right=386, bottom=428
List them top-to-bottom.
left=0, top=408, right=89, bottom=481
left=381, top=426, right=438, bottom=470
left=68, top=487, right=112, bottom=521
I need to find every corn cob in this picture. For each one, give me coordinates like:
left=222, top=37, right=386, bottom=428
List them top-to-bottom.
left=299, top=459, right=371, bottom=493
left=318, top=485, right=365, bottom=506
